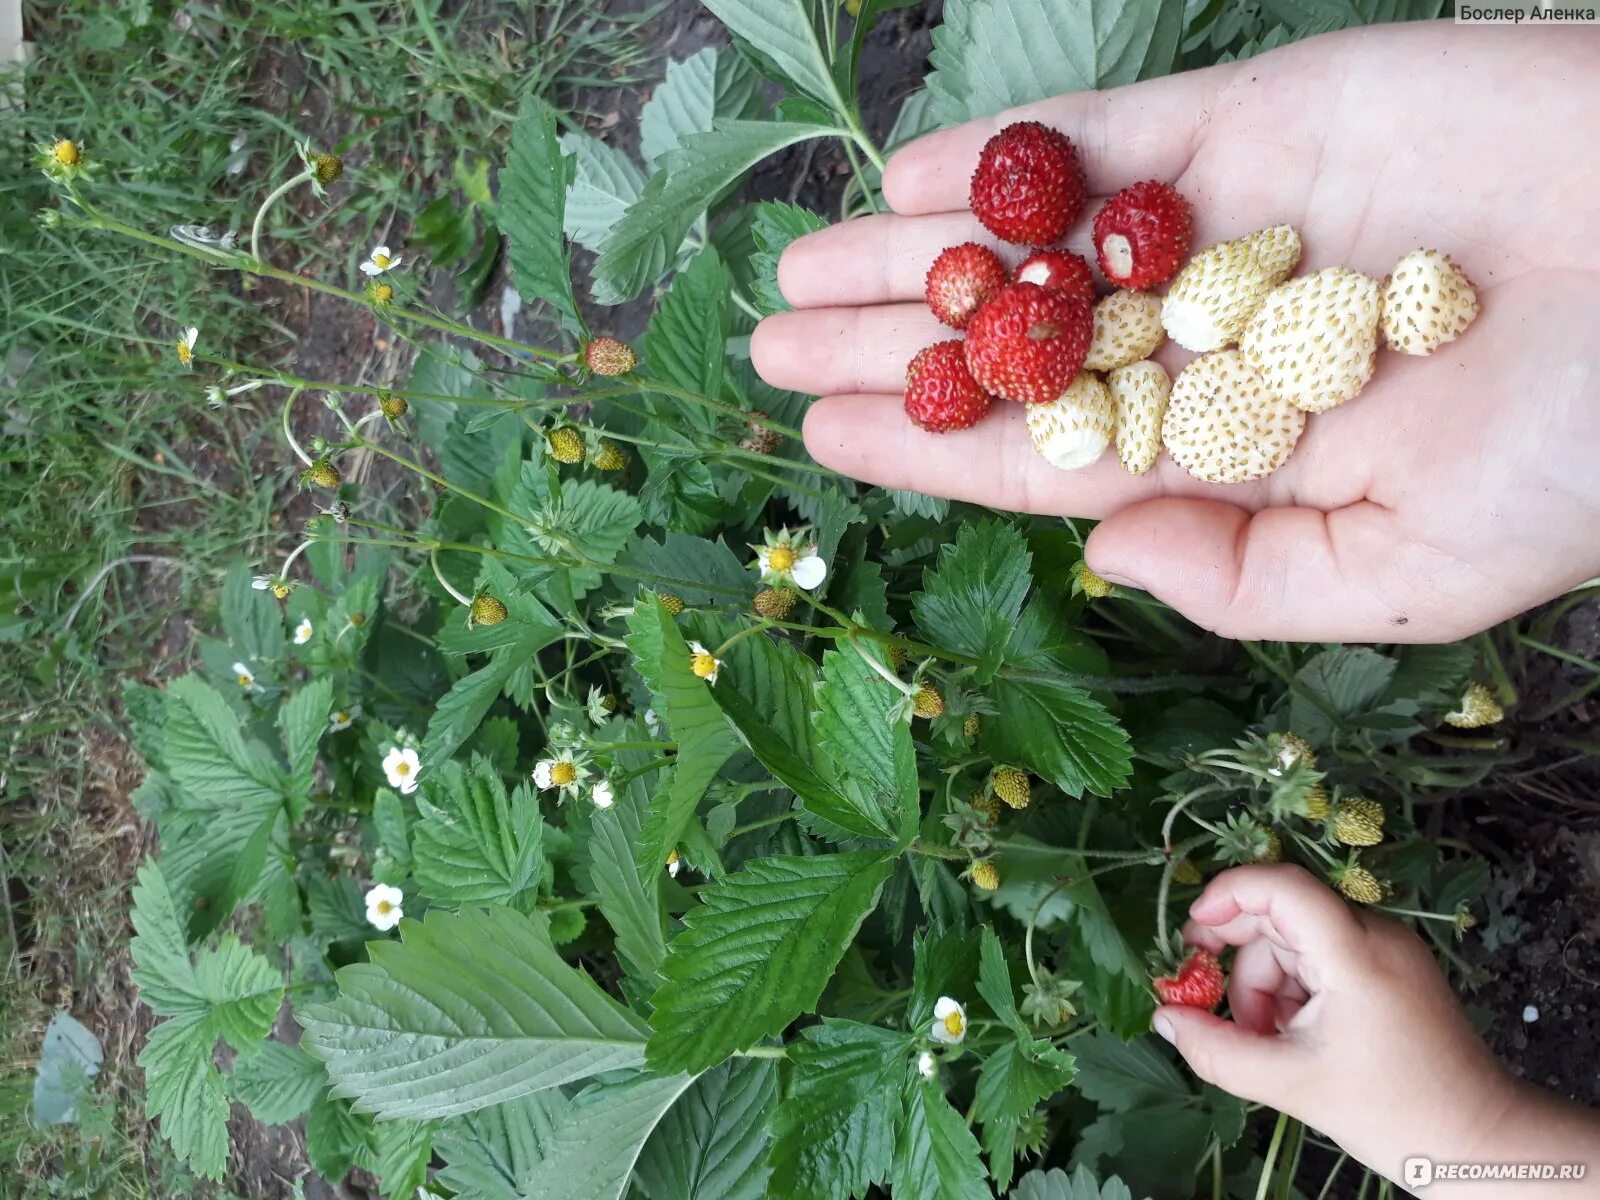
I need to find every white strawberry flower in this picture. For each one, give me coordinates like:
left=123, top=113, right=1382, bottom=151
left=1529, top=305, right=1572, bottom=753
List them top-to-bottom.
left=361, top=244, right=402, bottom=276
left=175, top=326, right=198, bottom=368
left=753, top=527, right=827, bottom=591
left=252, top=573, right=294, bottom=599
left=292, top=616, right=313, bottom=645
left=688, top=642, right=722, bottom=685
left=232, top=661, right=258, bottom=692
left=328, top=707, right=357, bottom=732
left=643, top=708, right=659, bottom=734
left=382, top=745, right=421, bottom=795
left=533, top=748, right=587, bottom=798
left=591, top=778, right=615, bottom=810
left=666, top=849, right=681, bottom=878
left=364, top=883, right=404, bottom=931
left=930, top=996, right=967, bottom=1045
left=917, top=1050, right=938, bottom=1079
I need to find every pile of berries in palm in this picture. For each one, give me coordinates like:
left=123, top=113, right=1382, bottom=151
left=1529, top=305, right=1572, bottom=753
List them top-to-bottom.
left=905, top=121, right=1480, bottom=483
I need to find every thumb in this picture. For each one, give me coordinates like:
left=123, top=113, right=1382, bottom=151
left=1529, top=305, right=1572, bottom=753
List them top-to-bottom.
left=1084, top=496, right=1441, bottom=643
left=1153, top=1006, right=1307, bottom=1111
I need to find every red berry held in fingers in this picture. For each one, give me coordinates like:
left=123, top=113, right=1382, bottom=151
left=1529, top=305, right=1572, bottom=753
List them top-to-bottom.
left=969, top=122, right=1087, bottom=247
left=1094, top=181, right=1193, bottom=290
left=925, top=242, right=1009, bottom=329
left=1015, top=250, right=1098, bottom=307
left=964, top=282, right=1092, bottom=405
left=904, top=341, right=993, bottom=433
left=1152, top=949, right=1226, bottom=1010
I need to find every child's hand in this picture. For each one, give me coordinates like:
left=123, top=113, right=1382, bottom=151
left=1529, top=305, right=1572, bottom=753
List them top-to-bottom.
left=751, top=23, right=1600, bottom=643
left=1155, top=865, right=1600, bottom=1195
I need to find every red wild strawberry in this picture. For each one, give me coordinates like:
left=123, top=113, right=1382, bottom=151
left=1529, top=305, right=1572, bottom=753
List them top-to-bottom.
left=969, top=122, right=1086, bottom=247
left=1093, top=181, right=1193, bottom=290
left=925, top=242, right=1009, bottom=329
left=1014, top=250, right=1097, bottom=307
left=964, top=282, right=1092, bottom=405
left=904, top=341, right=992, bottom=433
left=1152, top=949, right=1226, bottom=1010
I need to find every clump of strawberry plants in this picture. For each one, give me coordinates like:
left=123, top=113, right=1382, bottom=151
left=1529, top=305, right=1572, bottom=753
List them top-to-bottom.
left=40, top=1, right=1509, bottom=1197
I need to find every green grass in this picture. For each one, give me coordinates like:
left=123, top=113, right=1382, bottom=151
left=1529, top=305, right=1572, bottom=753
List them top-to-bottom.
left=0, top=2, right=650, bottom=1194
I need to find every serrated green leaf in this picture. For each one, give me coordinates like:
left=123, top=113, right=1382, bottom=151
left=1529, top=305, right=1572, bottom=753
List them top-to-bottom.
left=698, top=0, right=841, bottom=106
left=927, top=0, right=1179, bottom=126
left=641, top=47, right=762, bottom=165
left=500, top=95, right=580, bottom=326
left=593, top=121, right=838, bottom=305
left=561, top=129, right=646, bottom=253
left=749, top=201, right=828, bottom=315
left=643, top=247, right=731, bottom=433
left=913, top=522, right=1032, bottom=683
left=617, top=534, right=753, bottom=605
left=221, top=560, right=285, bottom=663
left=624, top=597, right=741, bottom=876
left=1387, top=642, right=1475, bottom=706
left=812, top=645, right=916, bottom=842
left=1289, top=647, right=1398, bottom=742
left=420, top=653, right=517, bottom=774
left=163, top=675, right=284, bottom=813
left=279, top=676, right=332, bottom=811
left=982, top=676, right=1131, bottom=798
left=411, top=757, right=544, bottom=907
left=589, top=799, right=667, bottom=983
left=647, top=852, right=893, bottom=1074
left=129, top=862, right=201, bottom=1012
left=301, top=906, right=648, bottom=1119
left=908, top=926, right=982, bottom=1033
left=977, top=926, right=1028, bottom=1037
left=191, top=935, right=283, bottom=1045
left=140, top=1014, right=230, bottom=1180
left=770, top=1020, right=913, bottom=1200
left=1072, top=1031, right=1189, bottom=1113
left=973, top=1039, right=1075, bottom=1123
left=230, top=1041, right=325, bottom=1124
left=635, top=1058, right=778, bottom=1200
left=520, top=1073, right=696, bottom=1200
left=893, top=1081, right=992, bottom=1200
left=305, top=1092, right=372, bottom=1183
left=433, top=1094, right=563, bottom=1200
left=373, top=1118, right=435, bottom=1200
left=1012, top=1166, right=1138, bottom=1200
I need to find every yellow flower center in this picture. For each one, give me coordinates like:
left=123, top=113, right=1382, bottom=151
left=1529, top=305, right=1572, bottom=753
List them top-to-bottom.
left=53, top=139, right=80, bottom=166
left=373, top=252, right=391, bottom=268
left=373, top=284, right=393, bottom=303
left=176, top=341, right=192, bottom=364
left=768, top=546, right=797, bottom=572
left=272, top=583, right=290, bottom=598
left=691, top=652, right=718, bottom=679
left=237, top=674, right=252, bottom=687
left=334, top=712, right=348, bottom=724
left=394, top=761, right=411, bottom=777
left=551, top=761, right=577, bottom=786
left=666, top=851, right=679, bottom=866
left=376, top=900, right=393, bottom=915
left=942, top=1010, right=965, bottom=1037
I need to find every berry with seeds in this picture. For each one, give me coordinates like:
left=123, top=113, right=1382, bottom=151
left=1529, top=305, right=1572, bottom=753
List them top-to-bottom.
left=968, top=122, right=1086, bottom=247
left=1093, top=181, right=1192, bottom=290
left=1162, top=225, right=1302, bottom=352
left=925, top=242, right=1009, bottom=329
left=1014, top=250, right=1097, bottom=307
left=1380, top=250, right=1479, bottom=355
left=1242, top=267, right=1382, bottom=412
left=966, top=282, right=1093, bottom=405
left=1084, top=289, right=1166, bottom=372
left=584, top=336, right=637, bottom=376
left=904, top=340, right=993, bottom=433
left=1161, top=350, right=1304, bottom=484
left=1108, top=359, right=1170, bottom=476
left=1026, top=372, right=1114, bottom=471
left=378, top=391, right=408, bottom=420
left=740, top=411, right=783, bottom=455
left=547, top=428, right=584, bottom=464
left=593, top=439, right=628, bottom=471
left=303, top=459, right=341, bottom=489
left=1072, top=560, right=1113, bottom=599
left=754, top=587, right=798, bottom=620
left=469, top=594, right=508, bottom=627
left=659, top=594, right=685, bottom=616
left=1443, top=682, right=1504, bottom=729
left=912, top=683, right=945, bottom=719
left=963, top=713, right=981, bottom=739
left=992, top=766, right=1030, bottom=810
left=1331, top=798, right=1385, bottom=847
left=970, top=860, right=1001, bottom=891
left=1335, top=866, right=1386, bottom=905
left=1152, top=949, right=1226, bottom=1010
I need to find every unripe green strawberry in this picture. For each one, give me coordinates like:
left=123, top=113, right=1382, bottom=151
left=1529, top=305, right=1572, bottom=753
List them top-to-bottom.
left=313, top=152, right=344, bottom=185
left=583, top=336, right=637, bottom=376
left=378, top=390, right=408, bottom=420
left=547, top=427, right=584, bottom=464
left=593, top=439, right=628, bottom=471
left=303, top=459, right=341, bottom=489
left=1073, top=560, right=1112, bottom=599
left=754, top=587, right=797, bottom=620
left=470, top=593, right=508, bottom=627
left=659, top=594, right=685, bottom=616
left=887, top=644, right=908, bottom=672
left=1443, top=682, right=1503, bottom=729
left=912, top=683, right=945, bottom=719
left=963, top=713, right=981, bottom=739
left=1272, top=732, right=1317, bottom=773
left=992, top=766, right=1030, bottom=810
left=1301, top=783, right=1331, bottom=822
left=970, top=790, right=1000, bottom=822
left=1331, top=797, right=1385, bottom=847
left=1259, top=828, right=1283, bottom=863
left=1172, top=858, right=1204, bottom=886
left=970, top=860, right=1001, bottom=891
left=1335, top=866, right=1385, bottom=905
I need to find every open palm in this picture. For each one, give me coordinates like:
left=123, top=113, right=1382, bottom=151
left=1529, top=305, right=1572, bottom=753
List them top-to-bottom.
left=752, top=23, right=1600, bottom=642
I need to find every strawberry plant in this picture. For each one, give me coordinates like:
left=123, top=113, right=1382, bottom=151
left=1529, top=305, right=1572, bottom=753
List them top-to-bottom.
left=39, top=0, right=1495, bottom=1196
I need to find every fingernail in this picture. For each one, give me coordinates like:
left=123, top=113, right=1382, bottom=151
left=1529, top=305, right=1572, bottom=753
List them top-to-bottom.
left=1152, top=1015, right=1175, bottom=1044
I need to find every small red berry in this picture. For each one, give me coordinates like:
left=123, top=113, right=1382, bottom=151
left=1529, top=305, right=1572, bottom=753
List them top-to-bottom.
left=969, top=122, right=1086, bottom=247
left=1093, top=181, right=1193, bottom=290
left=925, top=242, right=1009, bottom=329
left=1014, top=250, right=1098, bottom=307
left=963, top=282, right=1092, bottom=405
left=904, top=341, right=992, bottom=433
left=1152, top=949, right=1226, bottom=1011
